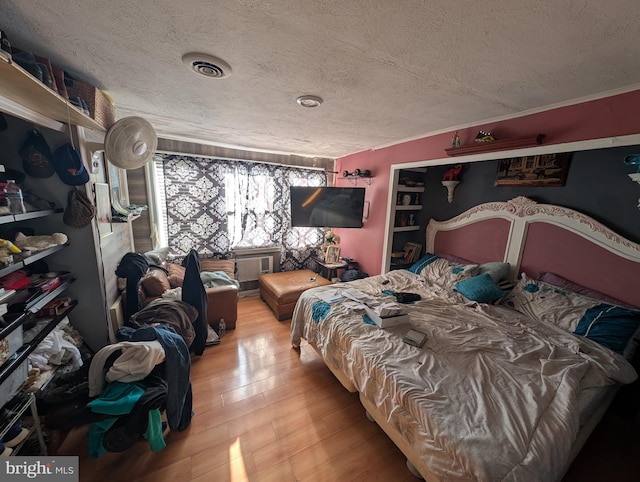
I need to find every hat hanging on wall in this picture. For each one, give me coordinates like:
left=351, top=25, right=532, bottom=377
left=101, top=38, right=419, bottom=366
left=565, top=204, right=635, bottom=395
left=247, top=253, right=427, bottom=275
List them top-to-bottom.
left=104, top=116, right=157, bottom=170
left=19, top=129, right=55, bottom=178
left=53, top=143, right=89, bottom=185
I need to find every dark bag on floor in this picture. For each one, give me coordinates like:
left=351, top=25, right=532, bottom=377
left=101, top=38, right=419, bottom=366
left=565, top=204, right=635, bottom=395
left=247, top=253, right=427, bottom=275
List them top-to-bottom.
left=340, top=269, right=368, bottom=282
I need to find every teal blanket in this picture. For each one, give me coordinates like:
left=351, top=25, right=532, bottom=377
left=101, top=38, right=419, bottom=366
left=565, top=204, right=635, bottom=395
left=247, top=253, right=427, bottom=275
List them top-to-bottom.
left=200, top=271, right=240, bottom=288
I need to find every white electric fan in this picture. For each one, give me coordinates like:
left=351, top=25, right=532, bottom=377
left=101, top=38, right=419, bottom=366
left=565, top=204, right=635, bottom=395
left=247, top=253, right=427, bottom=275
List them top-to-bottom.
left=104, top=116, right=158, bottom=170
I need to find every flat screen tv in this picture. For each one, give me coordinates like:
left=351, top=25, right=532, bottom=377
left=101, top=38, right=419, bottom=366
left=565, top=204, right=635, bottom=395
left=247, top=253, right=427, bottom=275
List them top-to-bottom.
left=290, top=186, right=365, bottom=228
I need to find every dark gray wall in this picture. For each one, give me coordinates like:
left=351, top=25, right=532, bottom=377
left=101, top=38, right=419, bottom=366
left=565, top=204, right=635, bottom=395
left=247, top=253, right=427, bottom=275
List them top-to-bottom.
left=415, top=145, right=640, bottom=245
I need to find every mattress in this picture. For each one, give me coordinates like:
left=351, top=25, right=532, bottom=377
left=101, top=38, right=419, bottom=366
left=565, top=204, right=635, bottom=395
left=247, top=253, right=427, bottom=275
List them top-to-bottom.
left=291, top=270, right=636, bottom=481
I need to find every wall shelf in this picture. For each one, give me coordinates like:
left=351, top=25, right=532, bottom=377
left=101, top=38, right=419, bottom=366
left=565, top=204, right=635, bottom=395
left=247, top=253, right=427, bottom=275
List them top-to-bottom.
left=0, top=54, right=105, bottom=131
left=445, top=134, right=545, bottom=157
left=341, top=175, right=373, bottom=186
left=396, top=185, right=424, bottom=192
left=395, top=205, right=422, bottom=210
left=0, top=208, right=64, bottom=225
left=393, top=226, right=420, bottom=232
left=0, top=242, right=69, bottom=279
left=0, top=276, right=77, bottom=341
left=0, top=301, right=78, bottom=385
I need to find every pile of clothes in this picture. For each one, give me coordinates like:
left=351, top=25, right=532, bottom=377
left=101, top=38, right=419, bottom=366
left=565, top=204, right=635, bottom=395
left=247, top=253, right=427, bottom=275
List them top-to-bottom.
left=38, top=250, right=207, bottom=457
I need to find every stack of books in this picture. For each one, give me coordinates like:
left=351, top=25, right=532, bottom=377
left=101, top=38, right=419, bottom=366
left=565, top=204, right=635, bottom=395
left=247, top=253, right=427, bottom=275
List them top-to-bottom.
left=403, top=242, right=423, bottom=264
left=364, top=302, right=410, bottom=328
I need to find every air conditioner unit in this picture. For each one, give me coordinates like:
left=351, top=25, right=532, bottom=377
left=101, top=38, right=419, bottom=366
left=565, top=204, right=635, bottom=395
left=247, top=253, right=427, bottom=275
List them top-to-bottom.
left=236, top=255, right=273, bottom=282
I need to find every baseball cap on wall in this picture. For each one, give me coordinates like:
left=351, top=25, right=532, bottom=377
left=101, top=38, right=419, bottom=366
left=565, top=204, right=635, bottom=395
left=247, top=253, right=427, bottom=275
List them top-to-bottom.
left=19, top=129, right=55, bottom=178
left=53, top=143, right=89, bottom=185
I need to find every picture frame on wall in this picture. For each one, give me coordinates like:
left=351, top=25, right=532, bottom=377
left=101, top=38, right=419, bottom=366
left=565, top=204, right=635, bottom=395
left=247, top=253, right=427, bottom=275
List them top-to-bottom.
left=495, top=152, right=572, bottom=187
left=94, top=182, right=113, bottom=238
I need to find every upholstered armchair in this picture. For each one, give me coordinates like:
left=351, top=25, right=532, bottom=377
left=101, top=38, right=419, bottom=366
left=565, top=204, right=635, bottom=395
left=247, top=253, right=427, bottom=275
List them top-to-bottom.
left=138, top=257, right=239, bottom=330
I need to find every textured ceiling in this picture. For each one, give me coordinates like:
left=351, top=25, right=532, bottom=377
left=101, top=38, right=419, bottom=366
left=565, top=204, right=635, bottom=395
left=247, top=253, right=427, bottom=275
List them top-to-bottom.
left=2, top=1, right=640, bottom=158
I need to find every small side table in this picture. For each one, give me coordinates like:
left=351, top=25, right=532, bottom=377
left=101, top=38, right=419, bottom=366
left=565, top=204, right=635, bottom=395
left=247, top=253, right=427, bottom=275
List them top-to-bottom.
left=313, top=257, right=349, bottom=281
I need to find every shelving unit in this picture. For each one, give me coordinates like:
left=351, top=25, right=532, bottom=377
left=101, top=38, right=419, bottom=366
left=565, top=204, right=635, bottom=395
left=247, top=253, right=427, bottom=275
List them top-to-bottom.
left=0, top=51, right=126, bottom=455
left=382, top=168, right=427, bottom=272
left=0, top=208, right=76, bottom=432
left=0, top=392, right=47, bottom=455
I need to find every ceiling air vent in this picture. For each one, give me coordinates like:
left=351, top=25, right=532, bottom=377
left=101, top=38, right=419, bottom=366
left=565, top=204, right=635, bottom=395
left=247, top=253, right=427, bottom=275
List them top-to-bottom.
left=182, top=52, right=232, bottom=79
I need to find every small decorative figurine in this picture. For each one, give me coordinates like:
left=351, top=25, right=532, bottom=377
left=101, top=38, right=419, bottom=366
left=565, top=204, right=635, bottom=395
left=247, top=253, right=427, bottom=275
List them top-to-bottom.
left=475, top=130, right=495, bottom=143
left=451, top=131, right=461, bottom=147
left=624, top=154, right=640, bottom=173
left=442, top=164, right=463, bottom=181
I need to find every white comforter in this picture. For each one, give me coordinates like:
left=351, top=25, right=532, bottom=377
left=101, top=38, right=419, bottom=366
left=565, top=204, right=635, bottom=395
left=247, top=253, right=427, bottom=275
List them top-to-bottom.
left=290, top=270, right=637, bottom=481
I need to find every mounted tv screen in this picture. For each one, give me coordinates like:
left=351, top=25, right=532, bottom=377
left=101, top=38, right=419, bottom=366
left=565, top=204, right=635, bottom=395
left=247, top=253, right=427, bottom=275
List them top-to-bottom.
left=290, top=186, right=365, bottom=228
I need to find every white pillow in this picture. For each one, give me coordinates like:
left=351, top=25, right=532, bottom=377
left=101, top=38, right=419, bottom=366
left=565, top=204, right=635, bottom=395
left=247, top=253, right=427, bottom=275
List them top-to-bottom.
left=144, top=247, right=170, bottom=266
left=420, top=257, right=479, bottom=291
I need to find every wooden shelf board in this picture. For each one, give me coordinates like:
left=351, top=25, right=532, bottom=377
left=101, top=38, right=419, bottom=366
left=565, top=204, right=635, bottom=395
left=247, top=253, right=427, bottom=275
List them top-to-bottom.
left=0, top=56, right=105, bottom=131
left=445, top=135, right=544, bottom=157
left=396, top=186, right=425, bottom=192
left=395, top=205, right=422, bottom=210
left=393, top=226, right=420, bottom=232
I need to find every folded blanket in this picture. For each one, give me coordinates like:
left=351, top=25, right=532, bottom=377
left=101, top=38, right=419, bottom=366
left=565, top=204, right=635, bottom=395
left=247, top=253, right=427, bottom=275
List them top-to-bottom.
left=200, top=271, right=240, bottom=288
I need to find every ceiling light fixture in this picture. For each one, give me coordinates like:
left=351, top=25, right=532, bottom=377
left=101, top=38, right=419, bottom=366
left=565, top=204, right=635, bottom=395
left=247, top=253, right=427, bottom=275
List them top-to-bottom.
left=182, top=52, right=232, bottom=79
left=296, top=95, right=323, bottom=108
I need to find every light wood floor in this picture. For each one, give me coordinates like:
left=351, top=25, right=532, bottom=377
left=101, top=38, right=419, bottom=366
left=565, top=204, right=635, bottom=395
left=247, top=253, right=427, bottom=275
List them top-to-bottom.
left=58, top=296, right=640, bottom=482
left=58, top=296, right=416, bottom=482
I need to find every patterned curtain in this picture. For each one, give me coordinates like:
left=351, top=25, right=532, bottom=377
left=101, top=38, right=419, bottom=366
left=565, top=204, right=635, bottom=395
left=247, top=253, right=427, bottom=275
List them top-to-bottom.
left=157, top=154, right=326, bottom=270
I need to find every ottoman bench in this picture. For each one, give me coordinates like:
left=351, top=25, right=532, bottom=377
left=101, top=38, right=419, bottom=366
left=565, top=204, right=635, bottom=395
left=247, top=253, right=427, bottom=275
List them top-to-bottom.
left=259, top=269, right=332, bottom=321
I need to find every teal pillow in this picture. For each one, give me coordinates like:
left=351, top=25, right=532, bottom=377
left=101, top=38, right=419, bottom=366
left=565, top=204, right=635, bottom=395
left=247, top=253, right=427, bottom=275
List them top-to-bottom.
left=408, top=253, right=439, bottom=274
left=455, top=273, right=505, bottom=303
left=574, top=304, right=640, bottom=355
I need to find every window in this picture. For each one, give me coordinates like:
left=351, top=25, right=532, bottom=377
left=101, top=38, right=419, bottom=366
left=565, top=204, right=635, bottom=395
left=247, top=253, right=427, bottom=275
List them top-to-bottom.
left=150, top=154, right=326, bottom=268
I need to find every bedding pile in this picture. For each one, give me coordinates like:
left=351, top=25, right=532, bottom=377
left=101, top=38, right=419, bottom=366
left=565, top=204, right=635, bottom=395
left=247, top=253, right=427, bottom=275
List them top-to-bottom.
left=291, top=267, right=637, bottom=481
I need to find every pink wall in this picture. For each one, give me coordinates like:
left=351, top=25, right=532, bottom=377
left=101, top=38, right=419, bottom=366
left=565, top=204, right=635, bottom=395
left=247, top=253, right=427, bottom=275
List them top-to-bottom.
left=335, top=90, right=640, bottom=276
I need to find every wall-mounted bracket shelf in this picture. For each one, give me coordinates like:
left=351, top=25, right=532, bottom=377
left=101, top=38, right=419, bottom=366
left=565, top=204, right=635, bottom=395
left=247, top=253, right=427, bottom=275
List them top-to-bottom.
left=445, top=134, right=545, bottom=157
left=341, top=169, right=373, bottom=186
left=341, top=176, right=372, bottom=186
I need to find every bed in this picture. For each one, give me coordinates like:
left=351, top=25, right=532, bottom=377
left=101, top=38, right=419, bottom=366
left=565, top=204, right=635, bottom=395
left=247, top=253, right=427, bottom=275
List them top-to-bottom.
left=290, top=196, right=640, bottom=481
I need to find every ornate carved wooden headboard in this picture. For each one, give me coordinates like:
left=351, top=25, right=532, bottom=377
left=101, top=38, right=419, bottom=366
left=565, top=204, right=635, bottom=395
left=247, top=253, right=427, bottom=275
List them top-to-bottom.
left=426, top=196, right=640, bottom=308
